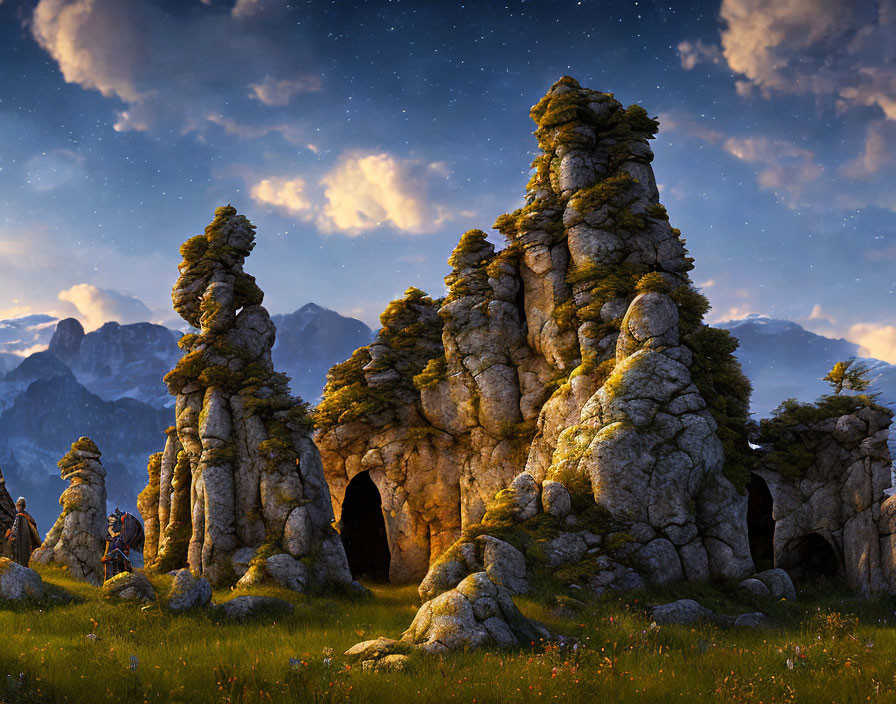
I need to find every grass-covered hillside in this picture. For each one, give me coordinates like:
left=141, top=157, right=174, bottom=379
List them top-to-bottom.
left=3, top=567, right=896, bottom=703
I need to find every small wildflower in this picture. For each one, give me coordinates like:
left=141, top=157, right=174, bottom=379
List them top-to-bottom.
left=128, top=655, right=138, bottom=672
left=289, top=658, right=300, bottom=670
left=786, top=658, right=794, bottom=670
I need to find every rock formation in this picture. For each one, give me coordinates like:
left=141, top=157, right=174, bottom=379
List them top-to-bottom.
left=318, top=76, right=756, bottom=592
left=139, top=206, right=353, bottom=592
left=755, top=397, right=895, bottom=595
left=31, top=437, right=107, bottom=585
left=0, top=466, right=17, bottom=555
left=0, top=557, right=44, bottom=600
left=345, top=571, right=549, bottom=667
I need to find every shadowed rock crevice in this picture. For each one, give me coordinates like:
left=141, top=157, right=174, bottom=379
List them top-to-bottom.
left=340, top=471, right=391, bottom=582
left=746, top=472, right=775, bottom=571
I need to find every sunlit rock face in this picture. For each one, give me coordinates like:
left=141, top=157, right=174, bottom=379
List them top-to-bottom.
left=317, top=77, right=756, bottom=588
left=138, top=206, right=352, bottom=592
left=31, top=437, right=107, bottom=585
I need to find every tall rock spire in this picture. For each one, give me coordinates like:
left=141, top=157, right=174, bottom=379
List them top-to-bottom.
left=318, top=77, right=755, bottom=591
left=141, top=206, right=353, bottom=591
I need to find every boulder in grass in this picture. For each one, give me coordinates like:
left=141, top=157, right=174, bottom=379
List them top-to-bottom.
left=0, top=557, right=44, bottom=600
left=166, top=568, right=212, bottom=612
left=102, top=572, right=155, bottom=602
left=214, top=595, right=294, bottom=621
left=649, top=599, right=713, bottom=625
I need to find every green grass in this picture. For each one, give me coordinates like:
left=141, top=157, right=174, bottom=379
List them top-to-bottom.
left=3, top=566, right=896, bottom=703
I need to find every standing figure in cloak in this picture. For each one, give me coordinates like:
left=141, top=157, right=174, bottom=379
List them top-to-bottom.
left=4, top=497, right=40, bottom=567
left=101, top=508, right=144, bottom=582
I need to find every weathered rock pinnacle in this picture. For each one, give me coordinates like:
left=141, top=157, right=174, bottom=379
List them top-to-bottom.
left=321, top=77, right=755, bottom=594
left=140, top=206, right=352, bottom=591
left=31, top=436, right=107, bottom=585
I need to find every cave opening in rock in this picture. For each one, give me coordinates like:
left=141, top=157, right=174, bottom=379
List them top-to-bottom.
left=340, top=471, right=391, bottom=582
left=746, top=472, right=775, bottom=571
left=786, top=533, right=840, bottom=581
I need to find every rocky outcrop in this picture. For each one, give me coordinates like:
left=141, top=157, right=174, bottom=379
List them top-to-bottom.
left=317, top=77, right=755, bottom=591
left=139, top=206, right=352, bottom=592
left=757, top=400, right=895, bottom=595
left=31, top=437, right=107, bottom=585
left=0, top=557, right=44, bottom=600
left=166, top=568, right=212, bottom=612
left=103, top=571, right=155, bottom=602
left=345, top=571, right=548, bottom=663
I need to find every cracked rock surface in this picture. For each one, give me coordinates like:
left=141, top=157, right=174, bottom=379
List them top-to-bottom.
left=31, top=437, right=107, bottom=586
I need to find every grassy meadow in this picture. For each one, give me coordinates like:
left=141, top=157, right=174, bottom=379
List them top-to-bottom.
left=2, top=567, right=896, bottom=703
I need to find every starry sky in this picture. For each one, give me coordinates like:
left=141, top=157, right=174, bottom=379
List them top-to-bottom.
left=1, top=0, right=895, bottom=360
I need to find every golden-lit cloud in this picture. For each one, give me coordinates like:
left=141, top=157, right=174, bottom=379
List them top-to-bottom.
left=317, top=152, right=449, bottom=235
left=250, top=177, right=312, bottom=215
left=57, top=284, right=154, bottom=331
left=847, top=323, right=896, bottom=364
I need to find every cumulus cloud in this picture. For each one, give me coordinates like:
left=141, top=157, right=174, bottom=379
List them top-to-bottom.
left=31, top=0, right=318, bottom=137
left=681, top=0, right=896, bottom=120
left=722, top=136, right=823, bottom=206
left=318, top=152, right=450, bottom=235
left=250, top=177, right=312, bottom=215
left=57, top=284, right=154, bottom=331
left=848, top=322, right=896, bottom=364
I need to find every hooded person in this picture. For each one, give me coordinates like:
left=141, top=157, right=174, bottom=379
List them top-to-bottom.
left=4, top=497, right=40, bottom=567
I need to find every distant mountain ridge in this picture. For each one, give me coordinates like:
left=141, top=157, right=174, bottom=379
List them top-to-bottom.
left=0, top=304, right=372, bottom=532
left=720, top=314, right=896, bottom=469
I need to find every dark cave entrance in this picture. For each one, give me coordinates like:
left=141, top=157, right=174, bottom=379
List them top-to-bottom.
left=340, top=471, right=391, bottom=582
left=746, top=473, right=775, bottom=571
left=785, top=533, right=840, bottom=582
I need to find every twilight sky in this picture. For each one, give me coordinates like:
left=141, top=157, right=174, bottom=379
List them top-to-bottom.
left=0, top=0, right=894, bottom=360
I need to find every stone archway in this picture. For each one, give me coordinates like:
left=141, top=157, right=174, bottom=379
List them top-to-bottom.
left=339, top=471, right=391, bottom=582
left=746, top=473, right=775, bottom=571
left=782, top=532, right=840, bottom=581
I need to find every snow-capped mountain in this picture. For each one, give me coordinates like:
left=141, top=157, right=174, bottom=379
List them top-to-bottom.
left=0, top=303, right=372, bottom=531
left=0, top=314, right=58, bottom=356
left=720, top=314, right=896, bottom=466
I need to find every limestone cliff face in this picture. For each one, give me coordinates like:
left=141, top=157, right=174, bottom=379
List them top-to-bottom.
left=317, top=77, right=755, bottom=587
left=140, top=206, right=352, bottom=591
left=757, top=401, right=895, bottom=595
left=31, top=437, right=107, bottom=585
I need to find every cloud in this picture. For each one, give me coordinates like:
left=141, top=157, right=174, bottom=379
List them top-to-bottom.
left=31, top=0, right=318, bottom=137
left=681, top=0, right=896, bottom=120
left=677, top=40, right=724, bottom=71
left=249, top=75, right=321, bottom=106
left=657, top=111, right=725, bottom=144
left=840, top=119, right=896, bottom=179
left=722, top=136, right=823, bottom=206
left=25, top=149, right=85, bottom=191
left=318, top=152, right=450, bottom=235
left=250, top=177, right=312, bottom=215
left=57, top=284, right=154, bottom=331
left=808, top=304, right=837, bottom=326
left=848, top=322, right=896, bottom=363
